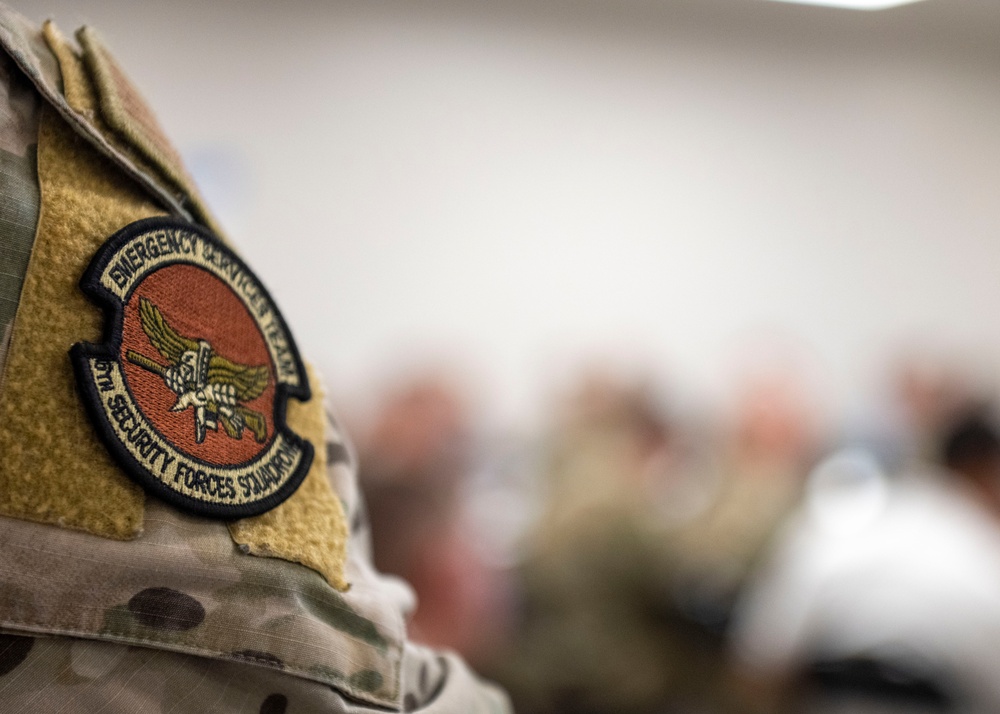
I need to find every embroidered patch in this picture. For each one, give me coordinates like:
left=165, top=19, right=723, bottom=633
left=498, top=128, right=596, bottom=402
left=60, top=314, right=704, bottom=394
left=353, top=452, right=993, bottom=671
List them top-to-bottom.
left=70, top=217, right=313, bottom=519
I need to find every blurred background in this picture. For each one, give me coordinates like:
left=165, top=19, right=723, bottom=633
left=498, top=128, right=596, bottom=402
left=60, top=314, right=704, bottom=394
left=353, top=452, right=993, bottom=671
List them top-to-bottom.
left=19, top=0, right=1000, bottom=711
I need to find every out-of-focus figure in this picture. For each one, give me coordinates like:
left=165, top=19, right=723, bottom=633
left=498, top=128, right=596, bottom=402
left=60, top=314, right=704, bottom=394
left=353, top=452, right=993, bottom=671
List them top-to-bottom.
left=842, top=353, right=978, bottom=474
left=489, top=363, right=823, bottom=714
left=494, top=371, right=733, bottom=714
left=669, top=372, right=820, bottom=628
left=356, top=375, right=504, bottom=661
left=941, top=409, right=1000, bottom=519
left=731, top=410, right=1000, bottom=714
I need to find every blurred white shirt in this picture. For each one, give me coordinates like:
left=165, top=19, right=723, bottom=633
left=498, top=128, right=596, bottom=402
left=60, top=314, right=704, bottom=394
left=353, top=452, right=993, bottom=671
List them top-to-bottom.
left=732, top=451, right=1000, bottom=712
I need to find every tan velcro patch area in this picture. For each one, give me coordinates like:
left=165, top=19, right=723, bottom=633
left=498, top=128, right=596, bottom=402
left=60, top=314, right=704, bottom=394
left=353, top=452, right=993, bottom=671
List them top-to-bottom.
left=40, top=21, right=92, bottom=115
left=41, top=21, right=221, bottom=237
left=1, top=24, right=349, bottom=585
left=75, top=26, right=221, bottom=236
left=0, top=104, right=160, bottom=538
left=229, top=366, right=351, bottom=591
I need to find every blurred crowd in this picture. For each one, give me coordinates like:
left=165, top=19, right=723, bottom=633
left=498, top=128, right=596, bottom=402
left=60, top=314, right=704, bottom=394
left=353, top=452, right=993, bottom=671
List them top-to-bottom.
left=349, top=353, right=1000, bottom=714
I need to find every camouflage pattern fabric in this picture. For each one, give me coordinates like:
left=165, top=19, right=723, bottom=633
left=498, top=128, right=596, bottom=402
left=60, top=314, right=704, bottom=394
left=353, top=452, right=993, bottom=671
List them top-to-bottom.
left=0, top=5, right=510, bottom=711
left=0, top=41, right=39, bottom=379
left=0, top=395, right=508, bottom=712
left=0, top=424, right=404, bottom=707
left=0, top=635, right=506, bottom=713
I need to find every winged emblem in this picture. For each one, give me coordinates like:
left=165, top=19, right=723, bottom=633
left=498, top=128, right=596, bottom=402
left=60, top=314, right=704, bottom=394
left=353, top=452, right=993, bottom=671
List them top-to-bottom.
left=125, top=297, right=270, bottom=443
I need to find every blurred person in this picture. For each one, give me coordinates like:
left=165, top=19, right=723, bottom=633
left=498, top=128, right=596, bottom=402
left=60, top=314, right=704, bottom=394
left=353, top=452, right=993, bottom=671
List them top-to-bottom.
left=0, top=6, right=509, bottom=712
left=841, top=353, right=979, bottom=474
left=898, top=356, right=977, bottom=464
left=493, top=371, right=739, bottom=714
left=668, top=371, right=820, bottom=631
left=356, top=375, right=505, bottom=662
left=358, top=377, right=468, bottom=582
left=940, top=407, right=1000, bottom=518
left=730, top=438, right=1000, bottom=714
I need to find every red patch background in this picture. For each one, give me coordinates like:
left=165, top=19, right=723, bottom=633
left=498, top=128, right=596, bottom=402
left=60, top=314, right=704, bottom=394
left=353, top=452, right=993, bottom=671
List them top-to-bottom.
left=119, top=263, right=277, bottom=466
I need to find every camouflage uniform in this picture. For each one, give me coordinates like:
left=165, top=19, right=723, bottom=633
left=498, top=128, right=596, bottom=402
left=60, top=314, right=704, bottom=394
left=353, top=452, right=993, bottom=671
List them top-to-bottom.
left=0, top=4, right=510, bottom=712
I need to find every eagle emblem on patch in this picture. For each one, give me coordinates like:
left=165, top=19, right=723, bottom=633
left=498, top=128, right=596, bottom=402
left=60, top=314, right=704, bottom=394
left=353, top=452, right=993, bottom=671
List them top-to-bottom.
left=71, top=217, right=313, bottom=519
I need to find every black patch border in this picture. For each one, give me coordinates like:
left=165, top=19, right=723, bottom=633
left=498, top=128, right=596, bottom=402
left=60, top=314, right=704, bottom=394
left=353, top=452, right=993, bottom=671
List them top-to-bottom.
left=71, top=216, right=314, bottom=520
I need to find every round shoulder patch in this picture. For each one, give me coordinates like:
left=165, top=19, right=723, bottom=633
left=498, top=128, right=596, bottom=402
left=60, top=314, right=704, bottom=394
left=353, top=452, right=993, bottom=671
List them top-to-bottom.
left=71, top=217, right=313, bottom=519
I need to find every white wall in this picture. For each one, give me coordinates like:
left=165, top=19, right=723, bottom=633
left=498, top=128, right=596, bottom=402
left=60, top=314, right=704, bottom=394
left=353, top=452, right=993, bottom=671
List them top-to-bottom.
left=17, top=0, right=1000, bottom=425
